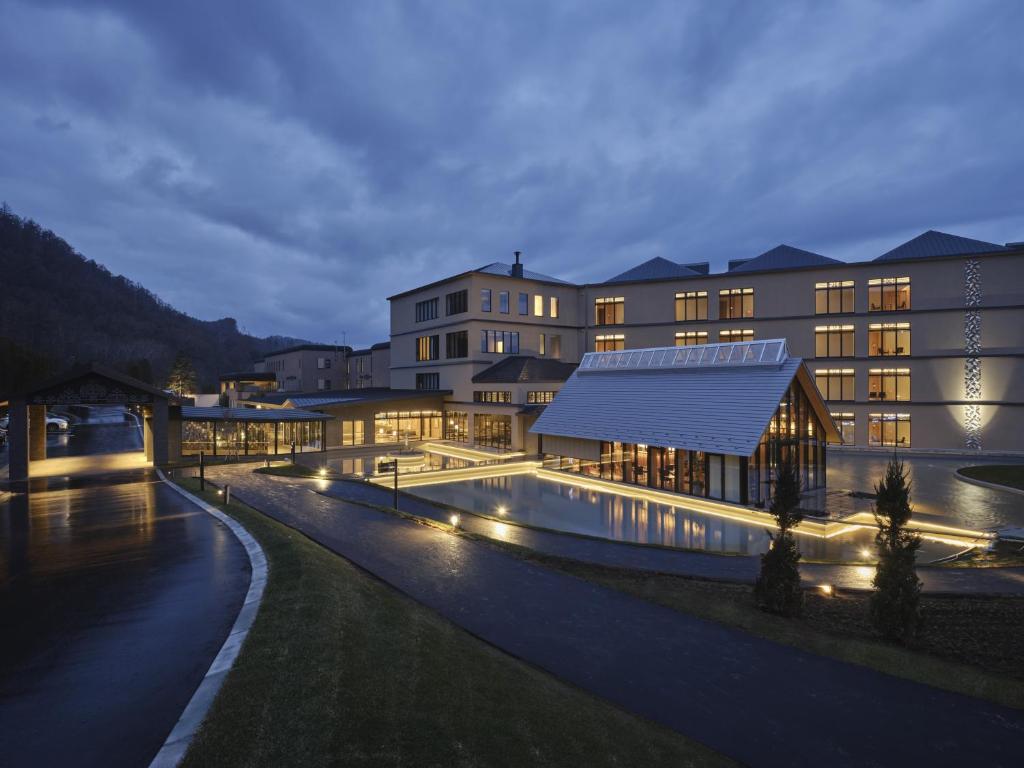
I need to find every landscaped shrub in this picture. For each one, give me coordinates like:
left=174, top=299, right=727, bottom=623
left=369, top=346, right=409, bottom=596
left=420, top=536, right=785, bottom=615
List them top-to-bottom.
left=755, top=458, right=804, bottom=617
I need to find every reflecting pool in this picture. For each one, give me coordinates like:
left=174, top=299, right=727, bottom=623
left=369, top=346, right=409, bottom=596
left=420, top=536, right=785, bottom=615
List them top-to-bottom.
left=409, top=473, right=964, bottom=561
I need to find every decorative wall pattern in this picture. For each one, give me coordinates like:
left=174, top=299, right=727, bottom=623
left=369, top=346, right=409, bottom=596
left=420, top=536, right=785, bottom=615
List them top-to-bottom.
left=964, top=259, right=982, bottom=449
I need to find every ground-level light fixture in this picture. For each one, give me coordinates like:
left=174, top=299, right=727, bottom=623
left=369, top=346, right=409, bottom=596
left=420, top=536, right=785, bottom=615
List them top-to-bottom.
left=318, top=467, right=328, bottom=478
left=496, top=505, right=507, bottom=516
left=450, top=513, right=461, bottom=529
left=860, top=548, right=872, bottom=559
left=818, top=583, right=835, bottom=597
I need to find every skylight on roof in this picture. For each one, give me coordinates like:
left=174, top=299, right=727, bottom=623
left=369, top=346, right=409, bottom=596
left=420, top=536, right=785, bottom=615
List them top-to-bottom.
left=579, top=339, right=788, bottom=373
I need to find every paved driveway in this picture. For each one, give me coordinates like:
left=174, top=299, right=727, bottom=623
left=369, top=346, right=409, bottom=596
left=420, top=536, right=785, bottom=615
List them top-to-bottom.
left=208, top=465, right=1024, bottom=768
left=0, top=470, right=250, bottom=768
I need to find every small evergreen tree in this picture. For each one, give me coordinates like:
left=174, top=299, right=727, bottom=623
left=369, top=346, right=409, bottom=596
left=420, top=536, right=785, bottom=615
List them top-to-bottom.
left=166, top=351, right=198, bottom=396
left=870, top=456, right=922, bottom=643
left=755, top=457, right=804, bottom=616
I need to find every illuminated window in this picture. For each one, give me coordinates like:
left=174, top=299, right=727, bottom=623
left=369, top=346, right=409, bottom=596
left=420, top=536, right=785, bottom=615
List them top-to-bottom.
left=868, top=276, right=911, bottom=312
left=815, top=281, right=854, bottom=314
left=719, top=288, right=754, bottom=319
left=481, top=289, right=492, bottom=312
left=675, top=291, right=708, bottom=321
left=534, top=295, right=544, bottom=316
left=550, top=296, right=559, bottom=318
left=594, top=296, right=625, bottom=325
left=415, top=297, right=439, bottom=322
left=868, top=322, right=910, bottom=356
left=815, top=325, right=855, bottom=357
left=719, top=329, right=754, bottom=342
left=481, top=330, right=519, bottom=354
left=674, top=331, right=708, bottom=346
left=595, top=334, right=625, bottom=352
left=415, top=335, right=439, bottom=361
left=869, top=368, right=910, bottom=401
left=815, top=369, right=855, bottom=401
left=473, top=390, right=512, bottom=403
left=526, top=390, right=555, bottom=404
left=444, top=411, right=468, bottom=442
left=830, top=412, right=855, bottom=445
left=474, top=413, right=512, bottom=450
left=869, top=413, right=911, bottom=447
left=342, top=420, right=365, bottom=446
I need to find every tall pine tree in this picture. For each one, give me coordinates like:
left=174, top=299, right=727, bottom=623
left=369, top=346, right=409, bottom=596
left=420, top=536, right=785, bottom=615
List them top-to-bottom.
left=166, top=351, right=198, bottom=397
left=870, top=456, right=922, bottom=643
left=755, top=457, right=804, bottom=616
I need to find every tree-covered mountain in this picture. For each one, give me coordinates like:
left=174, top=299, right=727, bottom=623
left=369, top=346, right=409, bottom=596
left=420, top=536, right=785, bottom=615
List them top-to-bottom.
left=0, top=205, right=311, bottom=396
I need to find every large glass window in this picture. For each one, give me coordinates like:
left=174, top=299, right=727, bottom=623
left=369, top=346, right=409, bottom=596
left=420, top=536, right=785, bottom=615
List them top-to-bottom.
left=868, top=277, right=911, bottom=312
left=815, top=281, right=855, bottom=314
left=481, top=288, right=492, bottom=312
left=719, top=288, right=754, bottom=319
left=446, top=289, right=468, bottom=315
left=499, top=290, right=510, bottom=314
left=675, top=290, right=708, bottom=321
left=518, top=292, right=529, bottom=315
left=533, top=295, right=544, bottom=317
left=594, top=296, right=624, bottom=325
left=415, top=297, right=438, bottom=322
left=868, top=323, right=911, bottom=356
left=815, top=325, right=855, bottom=357
left=719, top=329, right=754, bottom=343
left=446, top=330, right=468, bottom=358
left=481, top=330, right=519, bottom=354
left=675, top=331, right=708, bottom=346
left=595, top=334, right=625, bottom=352
left=416, top=335, right=439, bottom=361
left=815, top=368, right=855, bottom=401
left=869, top=368, right=911, bottom=401
left=473, top=390, right=512, bottom=403
left=526, top=390, right=555, bottom=403
left=374, top=411, right=443, bottom=444
left=444, top=411, right=469, bottom=442
left=830, top=412, right=856, bottom=445
left=869, top=413, right=911, bottom=447
left=474, top=414, right=512, bottom=450
left=181, top=420, right=215, bottom=455
left=342, top=420, right=365, bottom=446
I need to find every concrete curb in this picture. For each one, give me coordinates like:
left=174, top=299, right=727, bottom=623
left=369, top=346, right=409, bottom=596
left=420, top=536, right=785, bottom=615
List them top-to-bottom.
left=148, top=470, right=268, bottom=768
left=954, top=470, right=1024, bottom=497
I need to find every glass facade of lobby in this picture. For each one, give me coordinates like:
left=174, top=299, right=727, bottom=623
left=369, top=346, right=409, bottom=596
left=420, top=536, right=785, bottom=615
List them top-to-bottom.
left=544, top=382, right=827, bottom=507
left=373, top=410, right=443, bottom=443
left=181, top=418, right=325, bottom=456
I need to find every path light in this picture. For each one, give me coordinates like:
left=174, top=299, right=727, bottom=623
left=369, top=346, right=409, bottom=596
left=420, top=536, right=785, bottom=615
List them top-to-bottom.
left=318, top=466, right=328, bottom=478
left=496, top=505, right=507, bottom=516
left=450, top=513, right=460, bottom=530
left=860, top=548, right=872, bottom=559
left=819, top=584, right=835, bottom=597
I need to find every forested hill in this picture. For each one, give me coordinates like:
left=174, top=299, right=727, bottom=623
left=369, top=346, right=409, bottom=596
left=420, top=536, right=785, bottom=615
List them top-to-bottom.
left=0, top=205, right=310, bottom=396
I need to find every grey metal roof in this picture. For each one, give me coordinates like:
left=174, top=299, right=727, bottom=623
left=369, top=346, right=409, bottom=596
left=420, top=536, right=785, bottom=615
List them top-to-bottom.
left=875, top=230, right=1008, bottom=261
left=730, top=245, right=841, bottom=273
left=604, top=257, right=701, bottom=284
left=475, top=262, right=571, bottom=283
left=530, top=340, right=834, bottom=456
left=472, top=356, right=578, bottom=384
left=247, top=387, right=439, bottom=407
left=180, top=406, right=330, bottom=422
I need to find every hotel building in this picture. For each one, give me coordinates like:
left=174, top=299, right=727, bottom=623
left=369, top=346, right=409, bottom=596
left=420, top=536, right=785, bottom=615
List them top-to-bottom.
left=389, top=231, right=1024, bottom=454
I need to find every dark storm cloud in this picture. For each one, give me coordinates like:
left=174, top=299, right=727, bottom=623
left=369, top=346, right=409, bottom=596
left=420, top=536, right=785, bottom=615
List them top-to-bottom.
left=2, top=0, right=1022, bottom=343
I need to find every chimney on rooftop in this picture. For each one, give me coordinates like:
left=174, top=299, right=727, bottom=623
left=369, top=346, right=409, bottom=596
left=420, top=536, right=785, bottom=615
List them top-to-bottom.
left=512, top=250, right=524, bottom=278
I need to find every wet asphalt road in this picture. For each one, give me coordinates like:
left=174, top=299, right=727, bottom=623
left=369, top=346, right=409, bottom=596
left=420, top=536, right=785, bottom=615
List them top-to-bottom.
left=0, top=423, right=250, bottom=768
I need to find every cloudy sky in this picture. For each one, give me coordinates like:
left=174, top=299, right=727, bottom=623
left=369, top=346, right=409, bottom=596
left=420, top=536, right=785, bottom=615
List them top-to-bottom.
left=2, top=1, right=1022, bottom=345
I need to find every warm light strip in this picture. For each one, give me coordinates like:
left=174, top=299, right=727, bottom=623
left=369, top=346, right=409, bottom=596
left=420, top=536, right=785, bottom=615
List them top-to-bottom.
left=420, top=442, right=526, bottom=462
left=370, top=460, right=541, bottom=489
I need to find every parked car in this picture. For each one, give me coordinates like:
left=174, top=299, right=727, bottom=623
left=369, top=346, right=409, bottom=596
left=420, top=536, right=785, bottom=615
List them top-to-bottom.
left=46, top=414, right=69, bottom=432
left=0, top=415, right=8, bottom=430
left=0, top=426, right=7, bottom=447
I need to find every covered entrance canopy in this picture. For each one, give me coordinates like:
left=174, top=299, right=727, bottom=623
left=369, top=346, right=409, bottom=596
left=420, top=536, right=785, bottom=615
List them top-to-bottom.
left=3, top=363, right=174, bottom=483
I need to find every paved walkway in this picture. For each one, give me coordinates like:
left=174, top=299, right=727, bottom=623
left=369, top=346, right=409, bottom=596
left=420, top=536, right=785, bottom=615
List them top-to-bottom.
left=207, top=465, right=1024, bottom=768
left=0, top=470, right=250, bottom=768
left=319, top=477, right=1024, bottom=594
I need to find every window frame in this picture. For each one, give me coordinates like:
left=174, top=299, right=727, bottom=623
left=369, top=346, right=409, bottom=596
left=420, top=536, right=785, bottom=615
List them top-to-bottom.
left=868, top=276, right=911, bottom=312
left=815, top=281, right=855, bottom=315
left=718, top=287, right=754, bottom=319
left=480, top=288, right=492, bottom=313
left=445, top=289, right=468, bottom=316
left=674, top=290, right=708, bottom=322
left=594, top=296, right=625, bottom=325
left=868, top=322, right=911, bottom=357
left=814, top=324, right=855, bottom=358
left=445, top=330, right=468, bottom=359
left=674, top=331, right=709, bottom=346
left=594, top=333, right=625, bottom=352
left=415, top=334, right=439, bottom=361
left=868, top=367, right=911, bottom=401
left=814, top=368, right=855, bottom=401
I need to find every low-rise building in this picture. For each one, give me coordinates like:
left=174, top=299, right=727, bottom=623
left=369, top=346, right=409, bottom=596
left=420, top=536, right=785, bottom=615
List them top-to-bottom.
left=256, top=344, right=352, bottom=392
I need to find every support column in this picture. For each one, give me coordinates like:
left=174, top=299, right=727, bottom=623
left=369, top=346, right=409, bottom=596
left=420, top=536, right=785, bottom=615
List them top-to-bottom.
left=8, top=398, right=29, bottom=482
left=151, top=400, right=169, bottom=465
left=28, top=405, right=46, bottom=462
left=144, top=407, right=154, bottom=461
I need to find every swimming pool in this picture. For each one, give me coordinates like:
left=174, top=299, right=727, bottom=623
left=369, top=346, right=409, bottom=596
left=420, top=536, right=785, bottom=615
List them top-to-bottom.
left=409, top=472, right=966, bottom=562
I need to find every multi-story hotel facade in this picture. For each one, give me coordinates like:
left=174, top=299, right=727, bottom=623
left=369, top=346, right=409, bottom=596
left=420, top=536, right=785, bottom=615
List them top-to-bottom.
left=389, top=232, right=1024, bottom=454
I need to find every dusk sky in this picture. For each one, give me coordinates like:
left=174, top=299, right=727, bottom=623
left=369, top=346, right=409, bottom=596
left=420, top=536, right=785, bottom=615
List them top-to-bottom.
left=2, top=0, right=1022, bottom=346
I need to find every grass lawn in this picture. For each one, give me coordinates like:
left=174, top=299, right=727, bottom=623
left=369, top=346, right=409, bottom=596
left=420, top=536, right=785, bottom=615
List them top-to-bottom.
left=959, top=464, right=1024, bottom=492
left=173, top=478, right=732, bottom=768
left=479, top=542, right=1024, bottom=710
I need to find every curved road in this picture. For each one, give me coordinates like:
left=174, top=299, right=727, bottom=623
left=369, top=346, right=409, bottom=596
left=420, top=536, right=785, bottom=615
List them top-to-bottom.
left=0, top=461, right=250, bottom=767
left=209, top=465, right=1024, bottom=768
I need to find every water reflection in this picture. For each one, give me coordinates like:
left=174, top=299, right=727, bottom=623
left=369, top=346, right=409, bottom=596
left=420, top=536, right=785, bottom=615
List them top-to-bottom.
left=411, top=473, right=963, bottom=562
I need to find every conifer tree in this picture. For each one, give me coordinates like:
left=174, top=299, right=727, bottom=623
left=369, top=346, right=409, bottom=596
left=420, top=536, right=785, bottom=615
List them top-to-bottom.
left=166, top=351, right=198, bottom=396
left=870, top=456, right=922, bottom=643
left=755, top=457, right=804, bottom=616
